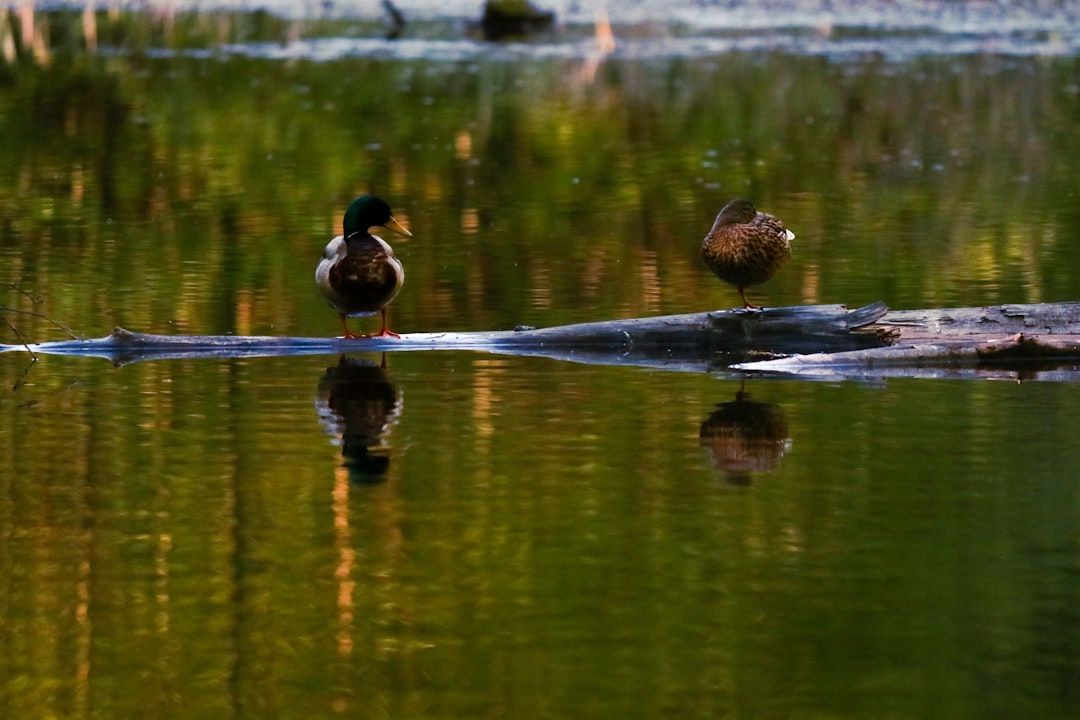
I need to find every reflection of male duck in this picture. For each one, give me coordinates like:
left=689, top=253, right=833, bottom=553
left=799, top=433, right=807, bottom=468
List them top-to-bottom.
left=316, top=356, right=403, bottom=485
left=699, top=387, right=791, bottom=486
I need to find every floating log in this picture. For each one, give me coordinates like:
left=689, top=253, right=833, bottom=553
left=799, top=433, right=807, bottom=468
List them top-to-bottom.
left=4, top=301, right=1080, bottom=379
left=1, top=302, right=890, bottom=369
left=736, top=302, right=1080, bottom=380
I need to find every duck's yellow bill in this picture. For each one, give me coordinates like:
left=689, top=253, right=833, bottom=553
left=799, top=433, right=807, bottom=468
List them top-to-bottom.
left=382, top=215, right=413, bottom=238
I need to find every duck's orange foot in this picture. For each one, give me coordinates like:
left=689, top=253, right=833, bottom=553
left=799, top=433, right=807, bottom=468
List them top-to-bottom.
left=373, top=309, right=401, bottom=338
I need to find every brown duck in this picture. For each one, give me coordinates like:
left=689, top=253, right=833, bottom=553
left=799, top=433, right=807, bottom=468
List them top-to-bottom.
left=317, top=195, right=411, bottom=338
left=701, top=198, right=794, bottom=309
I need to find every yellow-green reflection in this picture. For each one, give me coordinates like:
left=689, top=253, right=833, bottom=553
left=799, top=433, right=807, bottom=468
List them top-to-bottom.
left=3, top=11, right=1080, bottom=720
left=3, top=35, right=1080, bottom=346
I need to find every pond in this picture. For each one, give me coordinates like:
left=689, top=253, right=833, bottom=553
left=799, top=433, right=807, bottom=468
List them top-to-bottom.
left=2, top=3, right=1080, bottom=718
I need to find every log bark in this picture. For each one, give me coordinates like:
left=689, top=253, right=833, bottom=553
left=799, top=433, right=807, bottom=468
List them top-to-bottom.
left=4, top=300, right=1080, bottom=378
left=0, top=302, right=891, bottom=369
left=736, top=302, right=1080, bottom=380
left=875, top=302, right=1080, bottom=340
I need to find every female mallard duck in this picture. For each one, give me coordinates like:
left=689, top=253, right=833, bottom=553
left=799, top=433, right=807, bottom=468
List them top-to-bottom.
left=317, top=195, right=412, bottom=338
left=701, top=198, right=795, bottom=310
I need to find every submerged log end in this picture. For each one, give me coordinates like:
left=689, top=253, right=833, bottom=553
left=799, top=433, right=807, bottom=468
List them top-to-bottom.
left=977, top=332, right=1080, bottom=361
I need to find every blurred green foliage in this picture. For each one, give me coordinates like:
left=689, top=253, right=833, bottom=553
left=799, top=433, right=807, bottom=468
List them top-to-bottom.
left=1, top=6, right=1079, bottom=340
left=2, top=9, right=1080, bottom=720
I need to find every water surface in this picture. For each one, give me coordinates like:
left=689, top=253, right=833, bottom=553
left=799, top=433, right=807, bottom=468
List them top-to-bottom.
left=2, top=6, right=1080, bottom=719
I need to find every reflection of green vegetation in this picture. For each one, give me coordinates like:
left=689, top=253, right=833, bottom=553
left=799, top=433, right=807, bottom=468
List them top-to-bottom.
left=5, top=6, right=396, bottom=57
left=3, top=16, right=1080, bottom=719
left=2, top=37, right=1078, bottom=346
left=4, top=351, right=1080, bottom=719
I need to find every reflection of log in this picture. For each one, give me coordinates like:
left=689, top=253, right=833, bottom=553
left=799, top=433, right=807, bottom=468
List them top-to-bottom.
left=0, top=302, right=891, bottom=369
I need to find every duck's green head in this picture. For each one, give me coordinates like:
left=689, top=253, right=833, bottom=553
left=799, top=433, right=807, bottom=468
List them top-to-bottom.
left=343, top=195, right=412, bottom=239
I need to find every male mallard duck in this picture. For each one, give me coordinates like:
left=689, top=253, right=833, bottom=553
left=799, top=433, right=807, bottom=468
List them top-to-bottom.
left=317, top=195, right=412, bottom=338
left=701, top=198, right=795, bottom=310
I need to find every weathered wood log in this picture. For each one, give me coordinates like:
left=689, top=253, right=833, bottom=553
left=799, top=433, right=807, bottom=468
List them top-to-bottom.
left=5, top=301, right=1080, bottom=378
left=0, top=302, right=892, bottom=369
left=736, top=302, right=1080, bottom=380
left=875, top=303, right=1080, bottom=341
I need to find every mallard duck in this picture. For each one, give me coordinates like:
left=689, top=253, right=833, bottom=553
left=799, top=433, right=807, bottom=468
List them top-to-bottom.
left=317, top=195, right=412, bottom=338
left=701, top=198, right=794, bottom=310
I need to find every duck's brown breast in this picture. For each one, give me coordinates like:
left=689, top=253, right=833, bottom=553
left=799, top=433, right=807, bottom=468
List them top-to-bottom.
left=702, top=213, right=792, bottom=289
left=327, top=236, right=403, bottom=315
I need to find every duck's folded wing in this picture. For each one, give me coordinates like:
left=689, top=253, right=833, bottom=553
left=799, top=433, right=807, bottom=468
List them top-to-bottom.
left=322, top=235, right=347, bottom=262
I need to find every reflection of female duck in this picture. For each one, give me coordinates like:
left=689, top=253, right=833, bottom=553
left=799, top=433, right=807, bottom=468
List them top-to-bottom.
left=316, top=195, right=412, bottom=338
left=701, top=198, right=795, bottom=310
left=316, top=356, right=403, bottom=485
left=699, top=387, right=790, bottom=486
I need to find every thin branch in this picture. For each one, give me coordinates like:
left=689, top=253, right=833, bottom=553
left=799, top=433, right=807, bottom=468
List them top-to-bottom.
left=4, top=282, right=43, bottom=304
left=2, top=284, right=80, bottom=391
left=0, top=307, right=82, bottom=340
left=1, top=312, right=39, bottom=391
left=1, top=312, right=36, bottom=358
left=9, top=355, right=38, bottom=392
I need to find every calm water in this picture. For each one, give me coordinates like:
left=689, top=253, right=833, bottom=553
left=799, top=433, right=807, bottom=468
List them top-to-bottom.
left=3, top=5, right=1080, bottom=719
